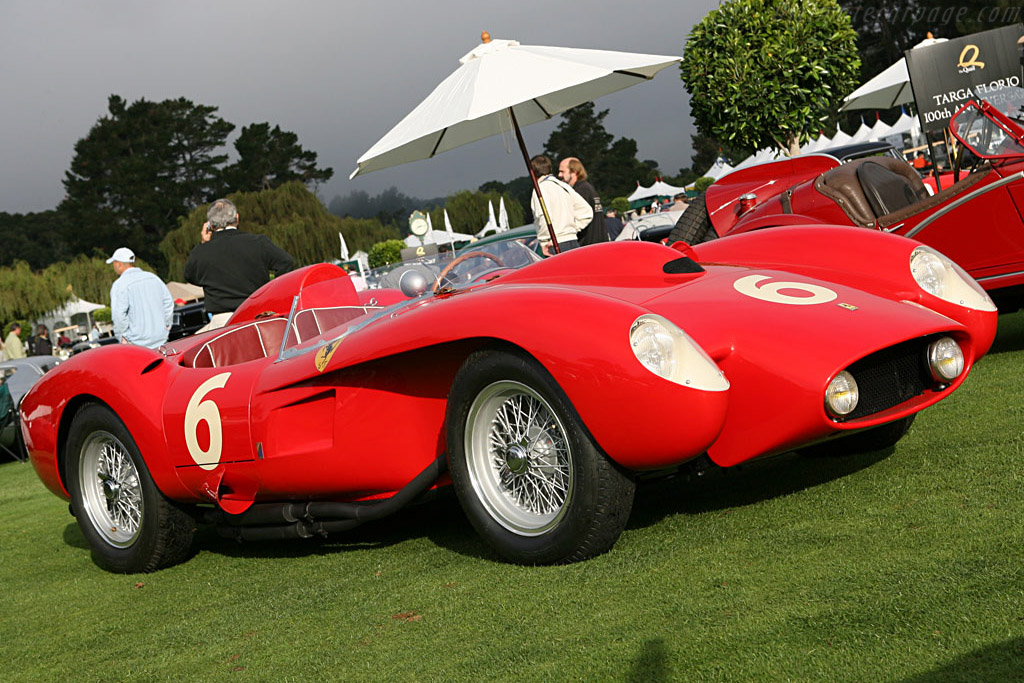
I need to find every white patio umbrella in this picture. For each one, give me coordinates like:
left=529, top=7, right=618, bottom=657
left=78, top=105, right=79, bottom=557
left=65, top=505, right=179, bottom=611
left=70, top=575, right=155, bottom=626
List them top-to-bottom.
left=350, top=32, right=680, bottom=251
left=839, top=35, right=948, bottom=112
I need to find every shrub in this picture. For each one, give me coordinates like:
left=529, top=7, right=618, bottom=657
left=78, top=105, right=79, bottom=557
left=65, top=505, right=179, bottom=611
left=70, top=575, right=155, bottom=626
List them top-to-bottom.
left=368, top=240, right=406, bottom=269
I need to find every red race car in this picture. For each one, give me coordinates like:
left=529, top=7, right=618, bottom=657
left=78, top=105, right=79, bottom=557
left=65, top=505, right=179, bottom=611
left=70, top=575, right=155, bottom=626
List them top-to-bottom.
left=671, top=87, right=1024, bottom=310
left=21, top=230, right=996, bottom=572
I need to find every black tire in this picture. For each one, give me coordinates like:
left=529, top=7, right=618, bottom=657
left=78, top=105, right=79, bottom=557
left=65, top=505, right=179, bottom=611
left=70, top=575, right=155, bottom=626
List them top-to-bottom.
left=667, top=194, right=717, bottom=246
left=446, top=349, right=635, bottom=564
left=66, top=404, right=195, bottom=573
left=800, top=415, right=916, bottom=458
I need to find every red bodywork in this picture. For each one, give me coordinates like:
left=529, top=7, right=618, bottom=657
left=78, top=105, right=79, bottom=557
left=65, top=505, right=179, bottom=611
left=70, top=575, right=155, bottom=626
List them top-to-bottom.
left=704, top=94, right=1024, bottom=305
left=21, top=231, right=996, bottom=517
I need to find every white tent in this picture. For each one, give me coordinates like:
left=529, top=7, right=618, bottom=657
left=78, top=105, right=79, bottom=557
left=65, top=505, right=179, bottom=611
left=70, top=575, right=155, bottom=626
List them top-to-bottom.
left=887, top=111, right=919, bottom=136
left=868, top=117, right=893, bottom=140
left=848, top=121, right=874, bottom=143
left=829, top=127, right=853, bottom=146
left=800, top=133, right=831, bottom=154
left=734, top=147, right=785, bottom=170
left=701, top=156, right=734, bottom=181
left=627, top=179, right=686, bottom=202
left=37, top=296, right=106, bottom=339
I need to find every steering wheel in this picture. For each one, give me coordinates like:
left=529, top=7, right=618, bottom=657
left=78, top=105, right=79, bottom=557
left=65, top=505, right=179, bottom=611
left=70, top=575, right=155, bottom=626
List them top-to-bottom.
left=432, top=251, right=505, bottom=292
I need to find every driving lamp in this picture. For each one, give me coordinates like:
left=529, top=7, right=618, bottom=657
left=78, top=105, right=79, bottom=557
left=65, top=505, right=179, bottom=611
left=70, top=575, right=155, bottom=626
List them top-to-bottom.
left=927, top=336, right=964, bottom=382
left=825, top=370, right=859, bottom=418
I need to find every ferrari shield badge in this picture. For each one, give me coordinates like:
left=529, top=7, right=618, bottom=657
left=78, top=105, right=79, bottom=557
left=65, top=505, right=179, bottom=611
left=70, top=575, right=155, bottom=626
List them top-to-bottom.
left=314, top=340, right=340, bottom=373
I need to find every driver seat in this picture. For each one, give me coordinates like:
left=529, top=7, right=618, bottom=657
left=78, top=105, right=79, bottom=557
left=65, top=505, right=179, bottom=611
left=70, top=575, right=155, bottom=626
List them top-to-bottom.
left=856, top=159, right=929, bottom=217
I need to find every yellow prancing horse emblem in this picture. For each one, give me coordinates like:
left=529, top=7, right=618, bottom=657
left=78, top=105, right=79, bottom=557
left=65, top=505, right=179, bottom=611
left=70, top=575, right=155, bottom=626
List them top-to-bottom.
left=314, top=340, right=340, bottom=372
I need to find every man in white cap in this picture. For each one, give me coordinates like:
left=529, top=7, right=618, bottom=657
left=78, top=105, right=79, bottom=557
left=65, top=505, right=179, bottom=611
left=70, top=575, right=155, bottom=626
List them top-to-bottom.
left=107, top=247, right=174, bottom=349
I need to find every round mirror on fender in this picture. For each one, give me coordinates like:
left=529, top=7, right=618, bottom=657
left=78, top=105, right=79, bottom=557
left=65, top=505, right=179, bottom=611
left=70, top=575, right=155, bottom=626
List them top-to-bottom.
left=399, top=268, right=430, bottom=297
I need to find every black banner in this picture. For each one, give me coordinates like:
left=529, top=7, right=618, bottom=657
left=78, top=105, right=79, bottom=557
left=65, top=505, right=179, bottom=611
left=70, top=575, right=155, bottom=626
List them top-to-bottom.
left=906, top=23, right=1024, bottom=133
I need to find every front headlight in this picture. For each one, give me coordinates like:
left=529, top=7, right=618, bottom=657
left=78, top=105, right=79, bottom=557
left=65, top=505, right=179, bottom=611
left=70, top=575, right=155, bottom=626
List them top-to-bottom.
left=910, top=246, right=995, bottom=311
left=629, top=315, right=728, bottom=391
left=927, top=336, right=964, bottom=382
left=825, top=370, right=859, bottom=418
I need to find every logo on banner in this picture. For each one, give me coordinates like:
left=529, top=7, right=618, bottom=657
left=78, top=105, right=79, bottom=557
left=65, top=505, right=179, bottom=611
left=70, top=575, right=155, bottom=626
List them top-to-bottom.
left=957, top=45, right=986, bottom=74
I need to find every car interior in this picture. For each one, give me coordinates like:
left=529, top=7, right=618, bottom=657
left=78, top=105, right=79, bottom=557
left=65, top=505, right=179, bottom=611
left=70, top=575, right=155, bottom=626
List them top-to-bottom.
left=814, top=156, right=991, bottom=228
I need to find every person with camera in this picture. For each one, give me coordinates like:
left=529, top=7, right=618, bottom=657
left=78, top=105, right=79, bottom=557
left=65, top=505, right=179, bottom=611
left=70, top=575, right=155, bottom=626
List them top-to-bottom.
left=184, top=198, right=295, bottom=330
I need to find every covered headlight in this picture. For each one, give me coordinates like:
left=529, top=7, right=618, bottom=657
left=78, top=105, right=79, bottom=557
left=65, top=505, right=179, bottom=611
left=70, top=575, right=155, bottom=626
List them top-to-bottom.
left=910, top=246, right=995, bottom=311
left=629, top=315, right=728, bottom=391
left=927, top=336, right=964, bottom=382
left=825, top=370, right=859, bottom=418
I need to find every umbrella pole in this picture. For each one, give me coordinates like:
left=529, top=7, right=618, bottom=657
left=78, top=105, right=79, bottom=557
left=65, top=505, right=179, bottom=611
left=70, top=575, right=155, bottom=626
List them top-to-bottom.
left=508, top=107, right=560, bottom=254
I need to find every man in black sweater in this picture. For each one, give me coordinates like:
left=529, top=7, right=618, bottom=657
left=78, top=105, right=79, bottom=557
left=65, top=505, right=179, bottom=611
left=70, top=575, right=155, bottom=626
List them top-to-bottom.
left=558, top=157, right=609, bottom=246
left=184, top=198, right=295, bottom=329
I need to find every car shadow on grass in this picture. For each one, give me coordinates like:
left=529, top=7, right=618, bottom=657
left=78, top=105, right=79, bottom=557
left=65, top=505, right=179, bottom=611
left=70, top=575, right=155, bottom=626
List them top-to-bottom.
left=987, top=310, right=1024, bottom=355
left=626, top=446, right=894, bottom=530
left=55, top=449, right=896, bottom=569
left=192, top=488, right=495, bottom=564
left=899, top=637, right=1024, bottom=681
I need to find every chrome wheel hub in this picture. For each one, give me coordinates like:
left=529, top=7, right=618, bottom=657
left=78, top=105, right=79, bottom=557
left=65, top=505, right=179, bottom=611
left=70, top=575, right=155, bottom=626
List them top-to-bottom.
left=465, top=381, right=573, bottom=536
left=79, top=431, right=144, bottom=547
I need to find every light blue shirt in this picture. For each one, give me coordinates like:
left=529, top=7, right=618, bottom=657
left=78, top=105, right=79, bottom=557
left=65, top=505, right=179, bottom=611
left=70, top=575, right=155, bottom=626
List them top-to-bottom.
left=111, top=267, right=174, bottom=349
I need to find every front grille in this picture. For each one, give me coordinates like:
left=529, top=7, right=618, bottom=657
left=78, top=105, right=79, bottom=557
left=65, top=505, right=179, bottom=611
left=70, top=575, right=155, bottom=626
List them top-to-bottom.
left=843, top=336, right=936, bottom=420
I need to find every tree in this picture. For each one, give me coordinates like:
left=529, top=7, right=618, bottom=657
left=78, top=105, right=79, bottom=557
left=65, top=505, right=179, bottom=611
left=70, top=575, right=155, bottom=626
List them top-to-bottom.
left=680, top=0, right=860, bottom=156
left=61, top=95, right=235, bottom=267
left=543, top=103, right=659, bottom=199
left=222, top=123, right=334, bottom=193
left=427, top=190, right=524, bottom=234
left=0, top=211, right=74, bottom=270
left=368, top=240, right=406, bottom=268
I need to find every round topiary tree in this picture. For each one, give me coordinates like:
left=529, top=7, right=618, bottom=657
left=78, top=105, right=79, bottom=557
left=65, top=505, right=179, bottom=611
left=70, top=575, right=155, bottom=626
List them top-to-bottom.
left=680, top=0, right=860, bottom=156
left=694, top=177, right=716, bottom=193
left=368, top=240, right=406, bottom=269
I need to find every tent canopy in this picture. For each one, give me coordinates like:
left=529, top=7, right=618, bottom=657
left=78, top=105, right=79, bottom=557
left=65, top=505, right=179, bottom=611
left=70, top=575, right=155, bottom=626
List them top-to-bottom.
left=627, top=179, right=686, bottom=203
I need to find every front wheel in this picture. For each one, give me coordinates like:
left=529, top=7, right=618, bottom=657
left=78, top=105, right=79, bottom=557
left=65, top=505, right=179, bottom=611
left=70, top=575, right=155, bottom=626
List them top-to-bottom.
left=446, top=349, right=635, bottom=564
left=66, top=404, right=195, bottom=573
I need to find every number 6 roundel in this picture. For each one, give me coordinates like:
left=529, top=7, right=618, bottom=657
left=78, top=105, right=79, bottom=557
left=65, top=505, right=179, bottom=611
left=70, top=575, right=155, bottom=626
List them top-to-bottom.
left=733, top=275, right=837, bottom=305
left=184, top=372, right=231, bottom=470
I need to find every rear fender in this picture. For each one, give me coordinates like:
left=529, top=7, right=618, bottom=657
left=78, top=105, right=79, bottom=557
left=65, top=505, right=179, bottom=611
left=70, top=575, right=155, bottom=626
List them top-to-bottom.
left=706, top=155, right=838, bottom=235
left=22, top=346, right=188, bottom=500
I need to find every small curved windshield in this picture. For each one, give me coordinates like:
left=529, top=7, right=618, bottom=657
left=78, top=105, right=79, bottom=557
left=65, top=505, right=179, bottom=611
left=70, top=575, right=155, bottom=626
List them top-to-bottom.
left=951, top=86, right=1024, bottom=159
left=363, top=237, right=542, bottom=291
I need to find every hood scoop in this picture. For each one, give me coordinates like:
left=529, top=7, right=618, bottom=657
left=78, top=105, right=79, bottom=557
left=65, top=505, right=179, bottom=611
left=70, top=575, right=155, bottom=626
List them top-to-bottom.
left=663, top=256, right=705, bottom=275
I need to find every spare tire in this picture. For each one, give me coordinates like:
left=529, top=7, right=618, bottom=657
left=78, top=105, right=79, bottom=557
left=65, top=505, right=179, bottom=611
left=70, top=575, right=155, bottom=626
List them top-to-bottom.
left=666, top=194, right=717, bottom=246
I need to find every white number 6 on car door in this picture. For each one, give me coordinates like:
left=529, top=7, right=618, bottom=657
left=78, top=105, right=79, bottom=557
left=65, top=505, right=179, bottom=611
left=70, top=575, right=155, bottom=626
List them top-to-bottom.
left=733, top=274, right=837, bottom=305
left=184, top=372, right=231, bottom=470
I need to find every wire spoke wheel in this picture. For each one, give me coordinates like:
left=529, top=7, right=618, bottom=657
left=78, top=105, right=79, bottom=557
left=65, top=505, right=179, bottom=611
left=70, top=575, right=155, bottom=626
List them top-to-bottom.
left=448, top=349, right=636, bottom=564
left=465, top=380, right=573, bottom=535
left=66, top=404, right=195, bottom=573
left=78, top=431, right=144, bottom=547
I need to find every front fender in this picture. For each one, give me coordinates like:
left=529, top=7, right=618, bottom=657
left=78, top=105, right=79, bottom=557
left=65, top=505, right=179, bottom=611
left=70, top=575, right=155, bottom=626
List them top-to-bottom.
left=320, top=285, right=730, bottom=470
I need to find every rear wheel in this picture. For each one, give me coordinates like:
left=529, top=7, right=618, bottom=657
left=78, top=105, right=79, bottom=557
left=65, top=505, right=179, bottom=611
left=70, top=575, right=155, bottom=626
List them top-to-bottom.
left=667, top=194, right=716, bottom=245
left=447, top=349, right=635, bottom=564
left=66, top=404, right=194, bottom=573
left=801, top=415, right=916, bottom=457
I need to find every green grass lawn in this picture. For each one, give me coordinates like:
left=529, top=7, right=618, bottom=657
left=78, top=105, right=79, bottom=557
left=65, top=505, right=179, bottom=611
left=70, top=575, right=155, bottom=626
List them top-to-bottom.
left=2, top=318, right=1023, bottom=681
